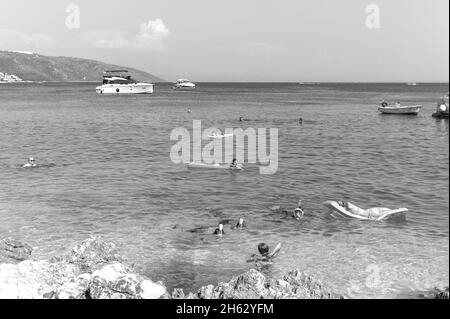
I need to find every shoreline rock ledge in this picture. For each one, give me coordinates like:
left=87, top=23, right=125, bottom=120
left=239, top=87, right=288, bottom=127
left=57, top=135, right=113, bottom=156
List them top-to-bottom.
left=0, top=237, right=166, bottom=299
left=0, top=237, right=343, bottom=299
left=1, top=237, right=448, bottom=299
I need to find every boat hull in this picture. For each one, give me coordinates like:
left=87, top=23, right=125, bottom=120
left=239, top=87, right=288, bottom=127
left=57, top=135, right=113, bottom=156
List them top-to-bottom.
left=96, top=83, right=154, bottom=94
left=378, top=105, right=422, bottom=115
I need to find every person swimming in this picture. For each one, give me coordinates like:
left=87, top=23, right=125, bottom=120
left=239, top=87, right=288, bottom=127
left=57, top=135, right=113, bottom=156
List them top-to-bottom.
left=299, top=118, right=303, bottom=125
left=23, top=157, right=37, bottom=168
left=230, top=158, right=239, bottom=169
left=272, top=199, right=304, bottom=220
left=293, top=200, right=305, bottom=220
left=335, top=200, right=404, bottom=220
left=235, top=218, right=246, bottom=229
left=214, top=224, right=225, bottom=236
left=247, top=243, right=282, bottom=263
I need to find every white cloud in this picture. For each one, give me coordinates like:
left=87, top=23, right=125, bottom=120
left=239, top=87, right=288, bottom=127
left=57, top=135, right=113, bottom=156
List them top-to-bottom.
left=86, top=19, right=170, bottom=51
left=0, top=29, right=55, bottom=49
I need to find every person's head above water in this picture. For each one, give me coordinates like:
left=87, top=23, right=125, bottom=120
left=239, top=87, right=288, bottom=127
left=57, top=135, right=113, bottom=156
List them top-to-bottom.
left=29, top=157, right=35, bottom=163
left=236, top=218, right=245, bottom=228
left=214, top=224, right=225, bottom=235
left=258, top=243, right=270, bottom=256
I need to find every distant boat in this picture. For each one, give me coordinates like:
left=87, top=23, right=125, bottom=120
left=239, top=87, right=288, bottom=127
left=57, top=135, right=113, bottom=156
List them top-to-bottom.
left=95, top=70, right=154, bottom=94
left=174, top=79, right=196, bottom=90
left=407, top=82, right=418, bottom=86
left=379, top=103, right=422, bottom=115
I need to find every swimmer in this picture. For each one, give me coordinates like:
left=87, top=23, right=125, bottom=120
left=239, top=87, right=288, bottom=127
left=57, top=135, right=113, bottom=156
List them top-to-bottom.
left=188, top=108, right=192, bottom=114
left=299, top=118, right=303, bottom=125
left=23, top=157, right=37, bottom=168
left=230, top=158, right=239, bottom=169
left=293, top=200, right=305, bottom=220
left=235, top=218, right=246, bottom=229
left=214, top=224, right=225, bottom=236
left=247, top=243, right=282, bottom=263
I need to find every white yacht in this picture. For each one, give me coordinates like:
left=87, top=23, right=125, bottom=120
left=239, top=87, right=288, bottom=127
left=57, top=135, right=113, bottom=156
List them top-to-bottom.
left=96, top=70, right=154, bottom=94
left=174, top=79, right=196, bottom=90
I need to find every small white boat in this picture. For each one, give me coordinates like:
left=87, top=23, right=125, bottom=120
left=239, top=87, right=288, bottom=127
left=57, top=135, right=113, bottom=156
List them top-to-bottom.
left=96, top=70, right=154, bottom=94
left=174, top=79, right=196, bottom=90
left=407, top=82, right=418, bottom=86
left=378, top=103, right=422, bottom=115
left=188, top=163, right=243, bottom=171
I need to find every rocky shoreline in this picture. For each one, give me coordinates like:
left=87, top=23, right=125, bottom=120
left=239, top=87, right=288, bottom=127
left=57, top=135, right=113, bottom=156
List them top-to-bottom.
left=0, top=237, right=448, bottom=300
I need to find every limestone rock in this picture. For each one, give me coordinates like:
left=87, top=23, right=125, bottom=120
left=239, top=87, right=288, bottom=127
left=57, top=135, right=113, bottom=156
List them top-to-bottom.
left=62, top=237, right=123, bottom=273
left=0, top=238, right=33, bottom=264
left=89, top=262, right=142, bottom=299
left=54, top=273, right=92, bottom=299
left=139, top=279, right=167, bottom=299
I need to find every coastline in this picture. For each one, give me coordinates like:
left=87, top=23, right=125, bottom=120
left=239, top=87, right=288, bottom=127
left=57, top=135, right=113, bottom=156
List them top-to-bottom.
left=1, top=237, right=448, bottom=300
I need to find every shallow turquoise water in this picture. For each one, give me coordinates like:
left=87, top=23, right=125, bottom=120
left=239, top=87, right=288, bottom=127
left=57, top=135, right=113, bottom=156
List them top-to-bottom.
left=0, top=82, right=448, bottom=298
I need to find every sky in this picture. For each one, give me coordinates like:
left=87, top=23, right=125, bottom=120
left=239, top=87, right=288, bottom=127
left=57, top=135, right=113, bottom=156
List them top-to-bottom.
left=0, top=0, right=448, bottom=82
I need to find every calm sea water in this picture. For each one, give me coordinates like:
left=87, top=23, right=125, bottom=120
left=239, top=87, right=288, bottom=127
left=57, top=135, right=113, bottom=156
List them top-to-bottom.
left=0, top=82, right=448, bottom=298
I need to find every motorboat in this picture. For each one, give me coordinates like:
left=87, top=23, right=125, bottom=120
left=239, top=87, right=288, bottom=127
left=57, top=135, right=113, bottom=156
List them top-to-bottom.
left=96, top=70, right=154, bottom=94
left=174, top=79, right=196, bottom=90
left=433, top=94, right=449, bottom=118
left=378, top=102, right=422, bottom=115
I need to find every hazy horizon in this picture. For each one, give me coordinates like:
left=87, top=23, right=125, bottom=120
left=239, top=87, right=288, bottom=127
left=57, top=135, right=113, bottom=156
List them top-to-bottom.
left=1, top=0, right=449, bottom=82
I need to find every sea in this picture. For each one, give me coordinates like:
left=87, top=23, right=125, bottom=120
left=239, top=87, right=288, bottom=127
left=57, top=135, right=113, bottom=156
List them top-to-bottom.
left=0, top=82, right=448, bottom=298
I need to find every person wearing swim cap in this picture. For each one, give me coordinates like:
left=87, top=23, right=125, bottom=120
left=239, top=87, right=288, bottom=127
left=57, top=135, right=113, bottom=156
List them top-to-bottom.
left=23, top=157, right=37, bottom=168
left=293, top=200, right=305, bottom=220
left=214, top=224, right=225, bottom=236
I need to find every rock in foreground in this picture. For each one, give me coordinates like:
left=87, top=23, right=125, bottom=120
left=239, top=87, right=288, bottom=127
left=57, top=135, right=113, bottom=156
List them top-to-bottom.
left=0, top=237, right=166, bottom=299
left=0, top=237, right=341, bottom=299
left=173, top=269, right=342, bottom=299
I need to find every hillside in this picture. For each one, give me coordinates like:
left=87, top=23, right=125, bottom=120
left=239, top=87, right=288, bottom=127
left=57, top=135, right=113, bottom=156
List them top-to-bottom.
left=0, top=51, right=164, bottom=82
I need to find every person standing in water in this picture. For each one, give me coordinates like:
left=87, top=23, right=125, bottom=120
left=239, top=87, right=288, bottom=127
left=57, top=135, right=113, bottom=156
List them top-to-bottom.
left=23, top=157, right=37, bottom=168
left=235, top=218, right=246, bottom=229
left=214, top=224, right=225, bottom=236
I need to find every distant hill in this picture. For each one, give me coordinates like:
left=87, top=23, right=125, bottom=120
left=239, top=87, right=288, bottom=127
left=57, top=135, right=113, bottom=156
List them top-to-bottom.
left=0, top=51, right=164, bottom=82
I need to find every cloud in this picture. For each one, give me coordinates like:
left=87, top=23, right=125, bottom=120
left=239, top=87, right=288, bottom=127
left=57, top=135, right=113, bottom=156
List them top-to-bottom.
left=85, top=19, right=170, bottom=51
left=0, top=29, right=55, bottom=49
